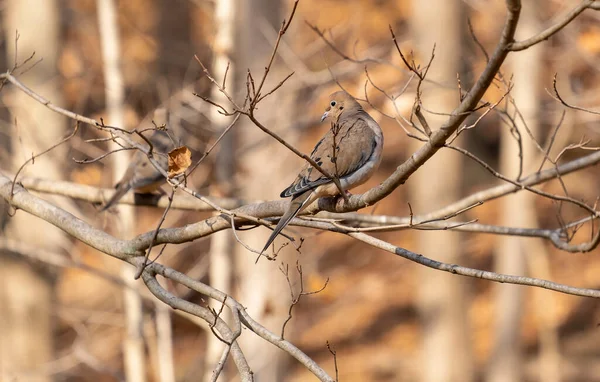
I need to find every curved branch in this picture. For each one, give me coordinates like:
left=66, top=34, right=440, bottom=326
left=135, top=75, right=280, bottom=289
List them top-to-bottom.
left=317, top=0, right=522, bottom=213
left=507, top=0, right=597, bottom=51
left=0, top=72, right=171, bottom=192
left=551, top=73, right=600, bottom=115
left=7, top=148, right=600, bottom=253
left=404, top=150, right=600, bottom=223
left=8, top=165, right=600, bottom=253
left=3, top=168, right=600, bottom=314
left=0, top=175, right=333, bottom=381
left=311, top=213, right=599, bottom=253
left=350, top=232, right=600, bottom=298
left=149, top=262, right=335, bottom=382
left=141, top=272, right=252, bottom=381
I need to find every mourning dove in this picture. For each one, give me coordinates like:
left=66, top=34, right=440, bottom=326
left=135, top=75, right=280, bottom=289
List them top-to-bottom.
left=261, top=91, right=384, bottom=253
left=100, top=109, right=174, bottom=211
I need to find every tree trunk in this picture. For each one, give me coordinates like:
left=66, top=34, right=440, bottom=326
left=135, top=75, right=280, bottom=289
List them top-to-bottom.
left=204, top=0, right=237, bottom=379
left=233, top=0, right=297, bottom=380
left=0, top=1, right=65, bottom=381
left=96, top=1, right=146, bottom=380
left=409, top=1, right=474, bottom=381
left=486, top=2, right=549, bottom=381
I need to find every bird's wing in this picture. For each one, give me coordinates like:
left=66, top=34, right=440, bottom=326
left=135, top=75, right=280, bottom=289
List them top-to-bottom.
left=281, top=113, right=377, bottom=198
left=101, top=129, right=172, bottom=211
left=128, top=151, right=169, bottom=191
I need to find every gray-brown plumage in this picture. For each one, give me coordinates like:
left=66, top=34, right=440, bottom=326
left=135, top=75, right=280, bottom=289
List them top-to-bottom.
left=261, top=91, right=384, bottom=253
left=100, top=109, right=174, bottom=211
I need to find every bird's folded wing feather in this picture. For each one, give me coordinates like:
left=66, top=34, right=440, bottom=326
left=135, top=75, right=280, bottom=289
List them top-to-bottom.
left=281, top=113, right=377, bottom=197
left=128, top=130, right=172, bottom=190
left=129, top=151, right=169, bottom=190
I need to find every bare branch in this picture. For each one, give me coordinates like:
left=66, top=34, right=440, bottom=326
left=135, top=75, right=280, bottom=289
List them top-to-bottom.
left=252, top=0, right=300, bottom=100
left=507, top=0, right=598, bottom=51
left=317, top=1, right=522, bottom=213
left=306, top=22, right=401, bottom=69
left=550, top=73, right=600, bottom=115
left=11, top=122, right=79, bottom=199
left=445, top=144, right=597, bottom=217
left=73, top=147, right=132, bottom=164
left=391, top=150, right=600, bottom=224
left=7, top=174, right=243, bottom=211
left=0, top=175, right=335, bottom=381
left=134, top=188, right=175, bottom=279
left=350, top=232, right=600, bottom=298
left=280, top=261, right=328, bottom=339
left=326, top=341, right=339, bottom=382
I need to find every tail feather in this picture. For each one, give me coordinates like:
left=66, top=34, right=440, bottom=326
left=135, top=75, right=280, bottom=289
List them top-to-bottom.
left=100, top=182, right=132, bottom=212
left=261, top=191, right=312, bottom=254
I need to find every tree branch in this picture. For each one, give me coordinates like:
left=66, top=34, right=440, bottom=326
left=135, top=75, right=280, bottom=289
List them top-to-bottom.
left=317, top=0, right=523, bottom=212
left=506, top=0, right=598, bottom=51
left=0, top=175, right=334, bottom=381
left=350, top=232, right=600, bottom=298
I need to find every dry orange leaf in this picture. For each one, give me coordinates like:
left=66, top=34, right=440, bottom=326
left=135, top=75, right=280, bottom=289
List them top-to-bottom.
left=168, top=146, right=192, bottom=178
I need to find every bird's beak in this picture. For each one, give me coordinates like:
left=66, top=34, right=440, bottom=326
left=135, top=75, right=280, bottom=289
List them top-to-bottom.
left=320, top=111, right=329, bottom=122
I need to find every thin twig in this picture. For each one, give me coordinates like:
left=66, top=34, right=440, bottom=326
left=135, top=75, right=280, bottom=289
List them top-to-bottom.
left=550, top=73, right=600, bottom=115
left=11, top=122, right=79, bottom=199
left=134, top=188, right=176, bottom=279
left=280, top=261, right=328, bottom=339
left=326, top=341, right=339, bottom=382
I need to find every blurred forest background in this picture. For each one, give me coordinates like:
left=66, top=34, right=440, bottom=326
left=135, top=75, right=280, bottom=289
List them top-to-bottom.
left=1, top=0, right=600, bottom=381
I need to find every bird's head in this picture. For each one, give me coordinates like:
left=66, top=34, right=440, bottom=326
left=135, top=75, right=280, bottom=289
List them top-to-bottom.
left=320, top=91, right=362, bottom=123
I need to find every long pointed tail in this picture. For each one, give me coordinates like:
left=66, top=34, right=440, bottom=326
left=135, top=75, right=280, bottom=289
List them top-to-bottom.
left=100, top=182, right=132, bottom=212
left=261, top=191, right=312, bottom=254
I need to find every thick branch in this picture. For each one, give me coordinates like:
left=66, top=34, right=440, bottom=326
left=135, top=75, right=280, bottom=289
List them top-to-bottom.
left=317, top=0, right=522, bottom=212
left=6, top=148, right=600, bottom=251
left=2, top=169, right=600, bottom=312
left=10, top=174, right=244, bottom=211
left=0, top=175, right=333, bottom=381
left=148, top=262, right=335, bottom=382
left=140, top=272, right=252, bottom=381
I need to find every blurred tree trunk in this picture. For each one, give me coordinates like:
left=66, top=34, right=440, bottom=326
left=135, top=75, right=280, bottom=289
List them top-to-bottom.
left=96, top=0, right=147, bottom=381
left=157, top=0, right=192, bottom=87
left=204, top=0, right=237, bottom=379
left=233, top=0, right=297, bottom=380
left=0, top=1, right=66, bottom=381
left=409, top=1, right=474, bottom=382
left=486, top=2, right=553, bottom=381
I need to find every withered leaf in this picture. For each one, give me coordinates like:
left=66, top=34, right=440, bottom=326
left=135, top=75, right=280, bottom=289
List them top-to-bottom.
left=168, top=146, right=192, bottom=178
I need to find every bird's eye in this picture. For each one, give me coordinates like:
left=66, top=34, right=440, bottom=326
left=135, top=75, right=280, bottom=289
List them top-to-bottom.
left=330, top=101, right=336, bottom=107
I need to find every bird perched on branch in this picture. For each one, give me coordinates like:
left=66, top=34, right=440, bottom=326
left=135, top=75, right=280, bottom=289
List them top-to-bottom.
left=261, top=91, right=384, bottom=253
left=100, top=109, right=174, bottom=212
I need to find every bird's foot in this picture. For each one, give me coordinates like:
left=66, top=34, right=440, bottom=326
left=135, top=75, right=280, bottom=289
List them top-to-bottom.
left=337, top=190, right=352, bottom=204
